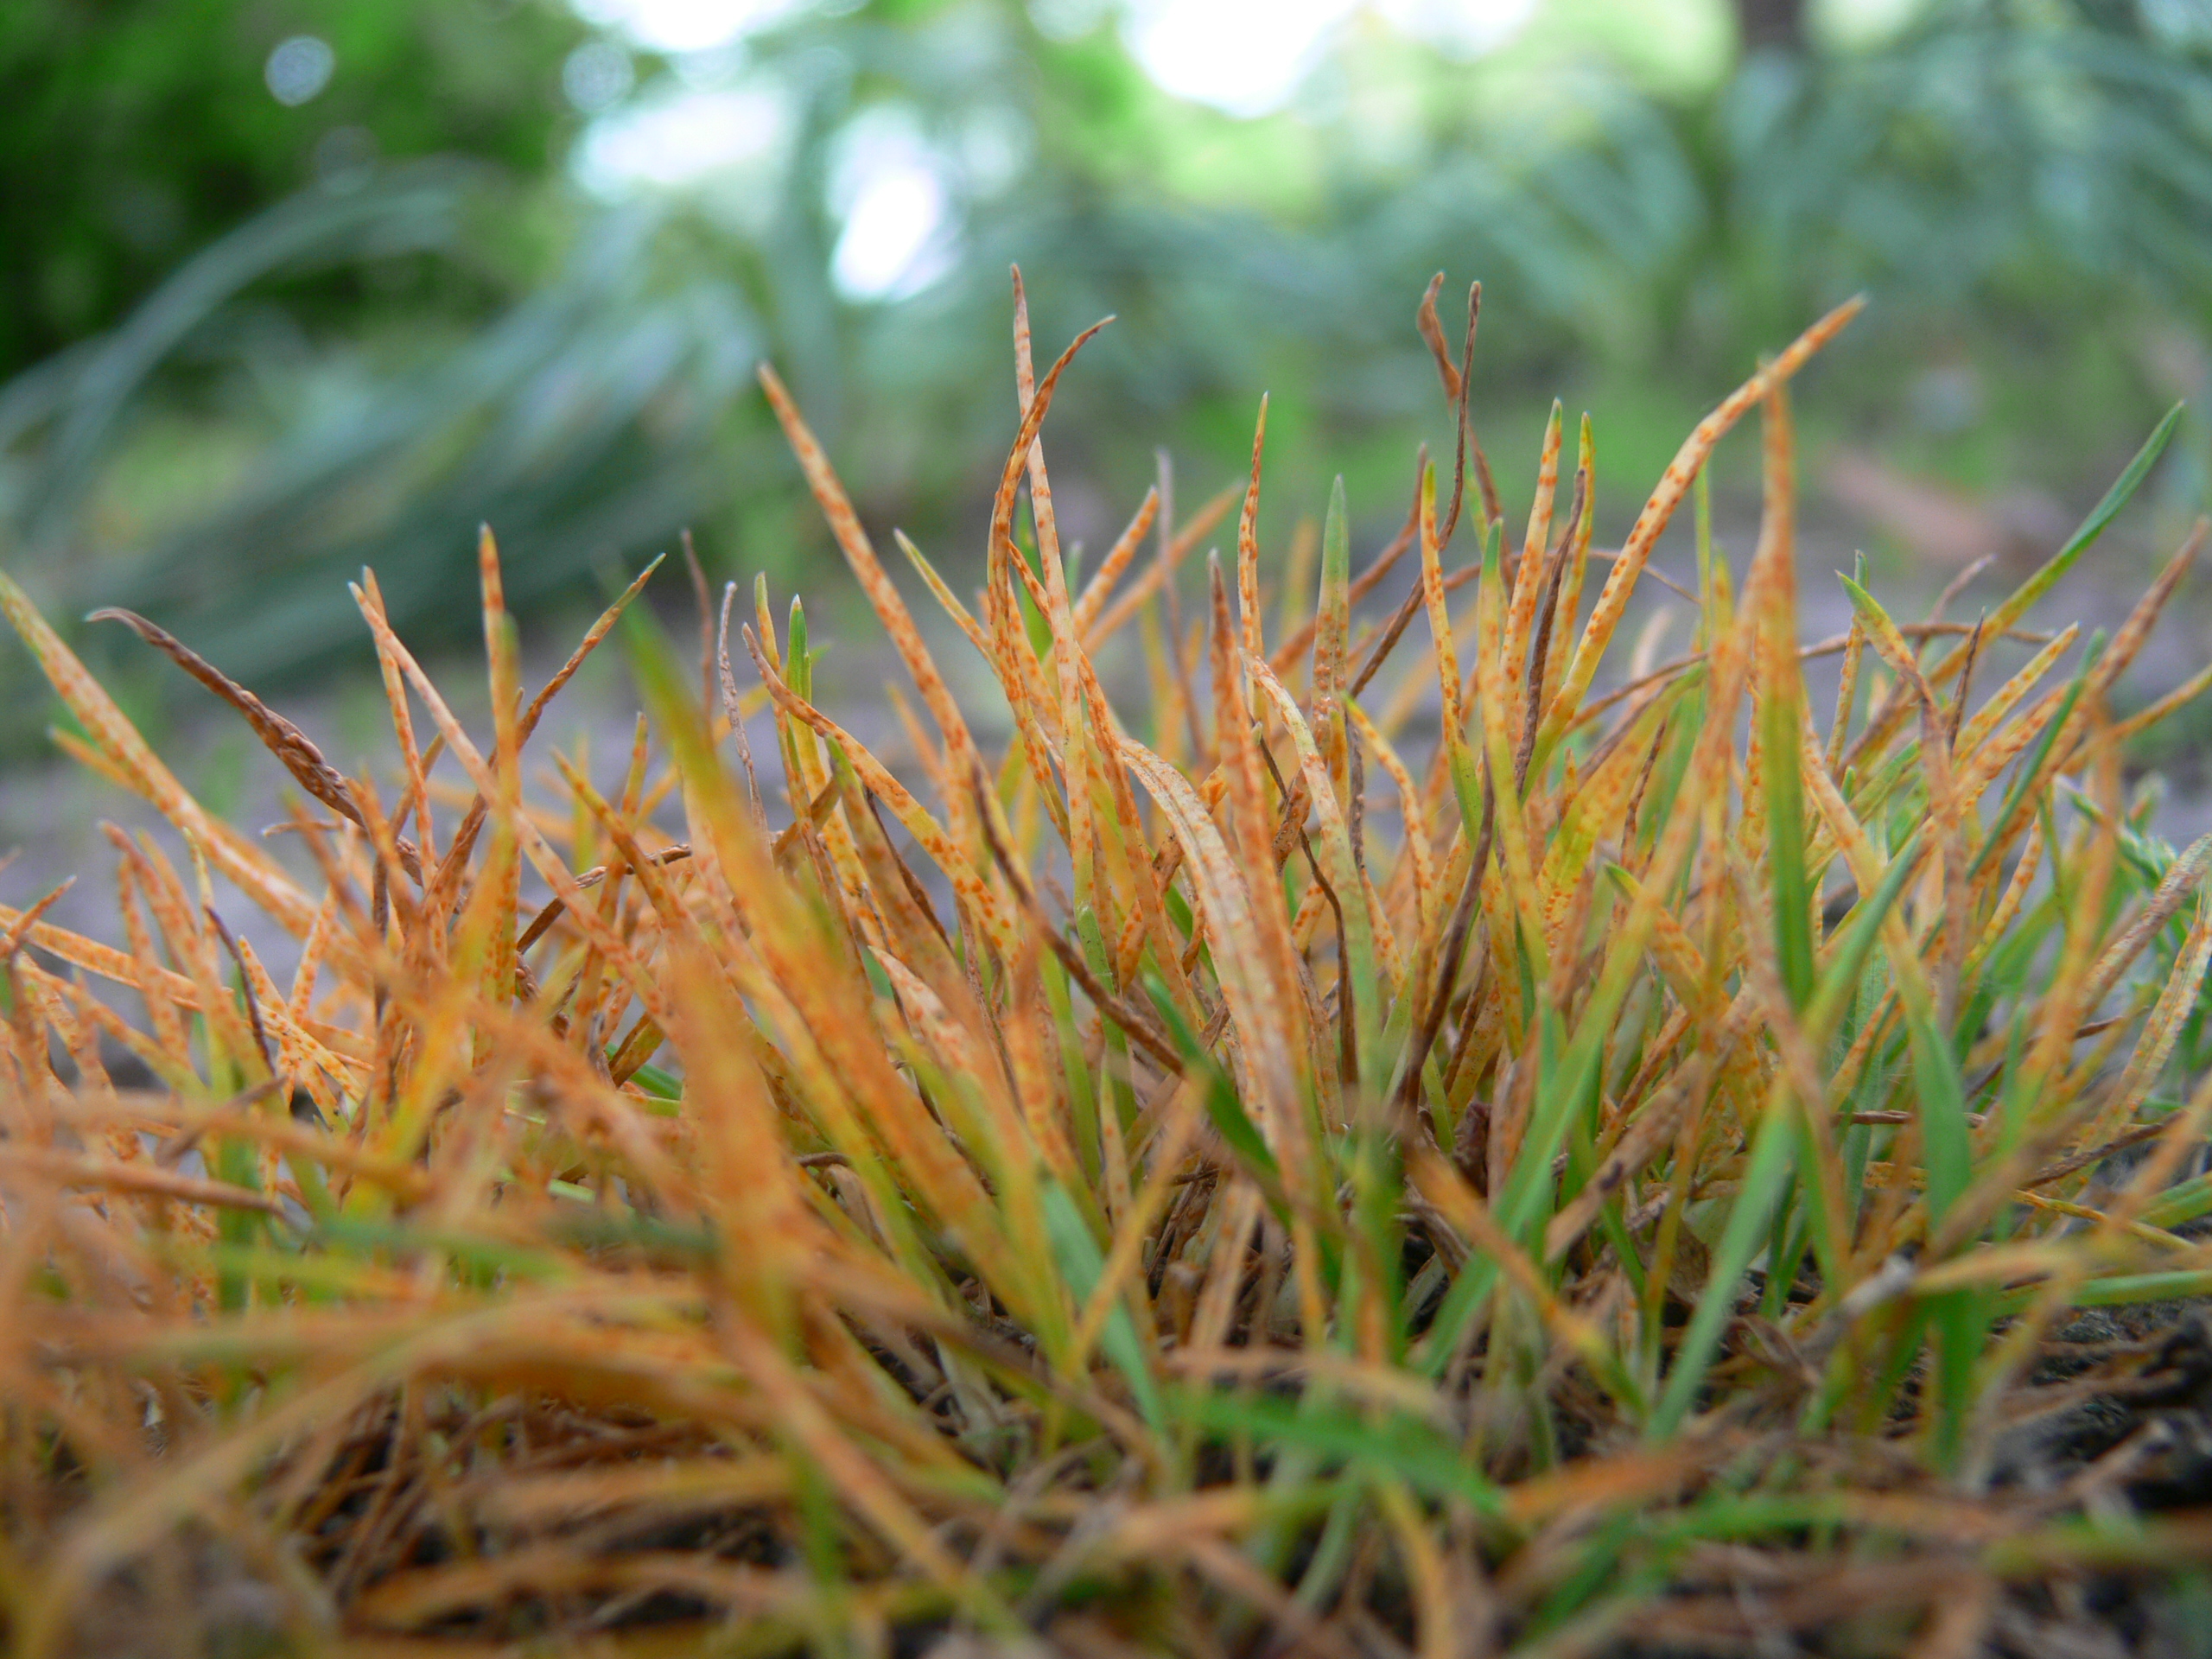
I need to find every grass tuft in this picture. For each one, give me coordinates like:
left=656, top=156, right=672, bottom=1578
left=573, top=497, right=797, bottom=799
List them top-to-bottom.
left=3, top=276, right=2211, bottom=1656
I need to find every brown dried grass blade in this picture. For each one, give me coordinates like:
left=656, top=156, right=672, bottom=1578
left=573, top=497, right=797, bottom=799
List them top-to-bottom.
left=1416, top=272, right=1461, bottom=405
left=86, top=607, right=365, bottom=836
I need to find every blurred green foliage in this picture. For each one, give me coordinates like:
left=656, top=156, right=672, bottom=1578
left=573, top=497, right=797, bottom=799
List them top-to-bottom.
left=0, top=0, right=589, bottom=374
left=1, top=0, right=2209, bottom=748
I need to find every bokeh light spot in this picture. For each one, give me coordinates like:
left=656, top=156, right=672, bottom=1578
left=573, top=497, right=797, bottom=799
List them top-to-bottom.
left=264, top=36, right=335, bottom=107
left=563, top=41, right=637, bottom=112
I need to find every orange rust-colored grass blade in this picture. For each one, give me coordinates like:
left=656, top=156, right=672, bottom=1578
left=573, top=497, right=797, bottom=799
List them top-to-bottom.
left=1011, top=270, right=1104, bottom=918
left=1416, top=272, right=1462, bottom=405
left=1539, top=296, right=1863, bottom=759
left=983, top=313, right=1113, bottom=654
left=757, top=363, right=991, bottom=859
left=1236, top=393, right=1269, bottom=665
left=1502, top=399, right=1563, bottom=692
left=1539, top=413, right=1598, bottom=724
left=1416, top=465, right=1463, bottom=743
left=1309, top=475, right=1352, bottom=734
left=1084, top=479, right=1241, bottom=648
left=1071, top=486, right=1160, bottom=639
left=1471, top=510, right=1547, bottom=976
left=2070, top=519, right=2208, bottom=730
left=478, top=526, right=524, bottom=1033
left=407, top=551, right=666, bottom=913
left=525, top=554, right=665, bottom=746
left=1191, top=559, right=1311, bottom=1159
left=359, top=568, right=436, bottom=870
left=0, top=575, right=320, bottom=936
left=351, top=577, right=675, bottom=1036
left=86, top=607, right=391, bottom=862
left=1953, top=624, right=2080, bottom=772
left=740, top=626, right=1008, bottom=954
left=1249, top=656, right=1381, bottom=1084
left=2112, top=658, right=2212, bottom=747
left=1348, top=697, right=1436, bottom=933
left=1122, top=728, right=1298, bottom=1147
left=0, top=879, right=72, bottom=968
left=2080, top=890, right=2212, bottom=1153
left=662, top=937, right=820, bottom=1334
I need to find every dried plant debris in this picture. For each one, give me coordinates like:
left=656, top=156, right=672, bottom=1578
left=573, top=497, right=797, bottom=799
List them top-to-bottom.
left=3, top=275, right=2212, bottom=1656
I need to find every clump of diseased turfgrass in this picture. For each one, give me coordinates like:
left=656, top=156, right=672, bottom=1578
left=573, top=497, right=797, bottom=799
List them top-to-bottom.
left=3, top=270, right=2212, bottom=1659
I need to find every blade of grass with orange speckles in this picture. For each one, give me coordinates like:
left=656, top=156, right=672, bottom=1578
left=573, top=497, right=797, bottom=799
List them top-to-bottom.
left=1537, top=298, right=1863, bottom=766
left=1502, top=400, right=1562, bottom=692
left=0, top=575, right=321, bottom=936
left=1249, top=658, right=1381, bottom=1093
